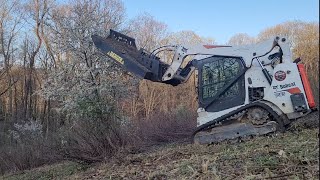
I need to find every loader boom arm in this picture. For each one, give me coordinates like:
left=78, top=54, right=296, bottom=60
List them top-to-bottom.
left=92, top=30, right=291, bottom=86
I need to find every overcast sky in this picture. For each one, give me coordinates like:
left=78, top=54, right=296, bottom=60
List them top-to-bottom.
left=122, top=0, right=319, bottom=44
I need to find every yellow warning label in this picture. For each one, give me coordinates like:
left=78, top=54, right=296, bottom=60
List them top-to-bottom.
left=107, top=51, right=124, bottom=64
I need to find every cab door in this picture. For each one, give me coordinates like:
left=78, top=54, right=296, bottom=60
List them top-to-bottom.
left=198, top=56, right=246, bottom=112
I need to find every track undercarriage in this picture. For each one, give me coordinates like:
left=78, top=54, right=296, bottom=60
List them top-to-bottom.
left=193, top=106, right=286, bottom=144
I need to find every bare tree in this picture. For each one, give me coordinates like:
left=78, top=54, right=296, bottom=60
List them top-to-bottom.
left=0, top=0, right=22, bottom=120
left=21, top=0, right=51, bottom=120
left=127, top=13, right=169, bottom=51
left=257, top=21, right=307, bottom=47
left=167, top=30, right=215, bottom=45
left=227, top=33, right=255, bottom=45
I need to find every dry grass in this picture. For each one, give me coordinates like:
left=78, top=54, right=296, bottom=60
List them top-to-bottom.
left=2, top=115, right=319, bottom=180
left=65, top=128, right=318, bottom=180
left=1, top=162, right=88, bottom=180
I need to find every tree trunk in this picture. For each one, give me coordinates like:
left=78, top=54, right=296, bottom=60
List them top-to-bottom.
left=8, top=76, right=13, bottom=121
left=14, top=83, right=18, bottom=121
left=46, top=98, right=50, bottom=139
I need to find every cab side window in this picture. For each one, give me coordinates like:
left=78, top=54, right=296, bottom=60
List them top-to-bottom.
left=201, top=57, right=243, bottom=102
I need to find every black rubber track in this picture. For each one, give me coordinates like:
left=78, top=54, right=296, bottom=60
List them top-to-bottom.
left=193, top=102, right=286, bottom=137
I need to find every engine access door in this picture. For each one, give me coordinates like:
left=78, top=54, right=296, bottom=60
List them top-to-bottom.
left=198, top=56, right=246, bottom=112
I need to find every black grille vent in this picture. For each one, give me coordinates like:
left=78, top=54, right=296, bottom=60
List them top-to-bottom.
left=249, top=87, right=264, bottom=102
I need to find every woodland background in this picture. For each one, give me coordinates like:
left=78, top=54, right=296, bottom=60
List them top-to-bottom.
left=0, top=0, right=318, bottom=175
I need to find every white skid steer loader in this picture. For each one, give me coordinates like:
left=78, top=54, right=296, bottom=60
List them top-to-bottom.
left=92, top=30, right=317, bottom=144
